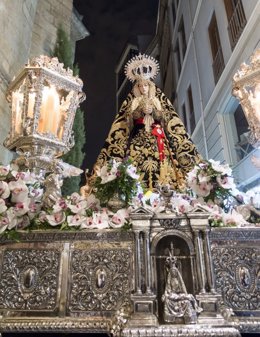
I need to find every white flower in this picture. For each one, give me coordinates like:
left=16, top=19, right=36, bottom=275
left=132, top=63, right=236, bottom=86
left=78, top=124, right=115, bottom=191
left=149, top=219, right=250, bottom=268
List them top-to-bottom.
left=209, top=159, right=232, bottom=176
left=57, top=161, right=83, bottom=177
left=126, top=164, right=139, bottom=180
left=0, top=165, right=10, bottom=178
left=97, top=165, right=117, bottom=184
left=186, top=169, right=198, bottom=186
left=12, top=170, right=37, bottom=184
left=197, top=172, right=210, bottom=183
left=216, top=176, right=236, bottom=190
left=8, top=179, right=29, bottom=203
left=0, top=181, right=10, bottom=199
left=192, top=182, right=213, bottom=197
left=28, top=186, right=43, bottom=202
left=143, top=191, right=160, bottom=204
left=69, top=192, right=83, bottom=204
left=85, top=193, right=100, bottom=209
left=130, top=196, right=143, bottom=209
left=172, top=197, right=193, bottom=214
left=0, top=198, right=7, bottom=214
left=52, top=199, right=68, bottom=212
left=68, top=199, right=88, bottom=214
left=145, top=199, right=165, bottom=214
left=12, top=201, right=30, bottom=217
left=28, top=202, right=41, bottom=220
left=6, top=208, right=18, bottom=230
left=111, top=208, right=129, bottom=228
left=222, top=210, right=247, bottom=227
left=45, top=211, right=66, bottom=226
left=92, top=211, right=109, bottom=229
left=0, top=212, right=15, bottom=232
left=67, top=214, right=86, bottom=227
left=80, top=216, right=95, bottom=229
left=0, top=224, right=8, bottom=234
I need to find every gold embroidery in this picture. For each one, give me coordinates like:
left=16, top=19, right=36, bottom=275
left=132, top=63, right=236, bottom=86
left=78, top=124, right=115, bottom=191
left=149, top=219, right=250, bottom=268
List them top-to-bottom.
left=90, top=88, right=201, bottom=190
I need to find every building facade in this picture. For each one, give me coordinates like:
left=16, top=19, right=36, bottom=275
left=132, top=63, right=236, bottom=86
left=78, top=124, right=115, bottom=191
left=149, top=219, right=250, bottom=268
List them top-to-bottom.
left=0, top=0, right=88, bottom=165
left=152, top=0, right=260, bottom=191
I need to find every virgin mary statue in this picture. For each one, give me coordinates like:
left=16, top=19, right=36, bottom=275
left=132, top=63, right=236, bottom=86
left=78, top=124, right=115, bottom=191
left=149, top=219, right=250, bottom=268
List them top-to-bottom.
left=88, top=54, right=201, bottom=190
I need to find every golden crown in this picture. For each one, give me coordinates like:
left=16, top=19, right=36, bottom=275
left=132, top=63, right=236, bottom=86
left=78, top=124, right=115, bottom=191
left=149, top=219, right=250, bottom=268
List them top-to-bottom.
left=125, top=53, right=160, bottom=82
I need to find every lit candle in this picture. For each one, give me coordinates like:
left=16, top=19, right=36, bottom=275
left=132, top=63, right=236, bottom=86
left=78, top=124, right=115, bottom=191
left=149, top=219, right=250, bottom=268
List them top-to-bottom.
left=39, top=85, right=60, bottom=135
left=12, top=91, right=23, bottom=135
left=27, top=92, right=36, bottom=118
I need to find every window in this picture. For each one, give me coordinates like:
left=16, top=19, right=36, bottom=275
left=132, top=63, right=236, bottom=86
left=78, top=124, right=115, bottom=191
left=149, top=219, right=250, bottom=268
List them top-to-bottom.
left=224, top=0, right=246, bottom=50
left=208, top=12, right=225, bottom=83
left=174, top=16, right=186, bottom=77
left=188, top=86, right=195, bottom=133
left=234, top=105, right=253, bottom=161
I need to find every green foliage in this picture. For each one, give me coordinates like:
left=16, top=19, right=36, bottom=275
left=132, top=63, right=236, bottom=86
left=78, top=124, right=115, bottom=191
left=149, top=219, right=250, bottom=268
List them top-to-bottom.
left=52, top=25, right=86, bottom=195
left=53, top=25, right=73, bottom=69
left=62, top=108, right=86, bottom=195
left=94, top=158, right=139, bottom=206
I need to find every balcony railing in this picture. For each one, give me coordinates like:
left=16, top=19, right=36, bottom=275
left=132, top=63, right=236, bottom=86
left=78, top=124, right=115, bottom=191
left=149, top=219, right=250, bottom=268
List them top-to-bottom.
left=227, top=0, right=247, bottom=50
left=212, top=47, right=225, bottom=83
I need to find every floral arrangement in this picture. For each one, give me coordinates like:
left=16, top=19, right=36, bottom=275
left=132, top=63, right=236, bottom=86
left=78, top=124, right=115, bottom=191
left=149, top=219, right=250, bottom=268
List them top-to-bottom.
left=0, top=158, right=258, bottom=237
left=94, top=158, right=140, bottom=204
left=187, top=159, right=236, bottom=204
left=0, top=163, right=133, bottom=237
left=0, top=164, right=43, bottom=235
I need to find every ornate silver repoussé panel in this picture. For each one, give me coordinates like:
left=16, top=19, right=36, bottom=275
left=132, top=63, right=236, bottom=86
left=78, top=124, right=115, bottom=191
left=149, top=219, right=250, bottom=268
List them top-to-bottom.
left=68, top=245, right=132, bottom=315
left=0, top=248, right=60, bottom=311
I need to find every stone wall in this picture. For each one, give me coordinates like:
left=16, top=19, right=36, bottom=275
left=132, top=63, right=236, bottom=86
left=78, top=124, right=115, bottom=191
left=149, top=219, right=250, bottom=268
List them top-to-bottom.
left=0, top=0, right=74, bottom=164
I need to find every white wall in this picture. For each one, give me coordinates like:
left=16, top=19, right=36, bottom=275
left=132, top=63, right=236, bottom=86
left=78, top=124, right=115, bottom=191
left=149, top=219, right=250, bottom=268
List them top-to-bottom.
left=171, top=0, right=260, bottom=188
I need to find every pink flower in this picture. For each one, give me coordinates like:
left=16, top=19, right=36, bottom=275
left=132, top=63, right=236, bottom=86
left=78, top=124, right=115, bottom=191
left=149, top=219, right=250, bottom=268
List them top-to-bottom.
left=0, top=165, right=10, bottom=178
left=97, top=165, right=118, bottom=184
left=126, top=165, right=139, bottom=180
left=197, top=172, right=210, bottom=183
left=216, top=176, right=235, bottom=190
left=8, top=179, right=29, bottom=203
left=0, top=181, right=10, bottom=199
left=192, top=182, right=213, bottom=197
left=28, top=186, right=43, bottom=202
left=85, top=194, right=100, bottom=210
left=0, top=198, right=7, bottom=214
left=172, top=198, right=193, bottom=214
left=53, top=199, right=68, bottom=212
left=68, top=199, right=88, bottom=214
left=13, top=201, right=30, bottom=216
left=28, top=202, right=41, bottom=220
left=6, top=209, right=18, bottom=229
left=111, top=209, right=129, bottom=227
left=222, top=210, right=247, bottom=227
left=46, top=211, right=66, bottom=226
left=92, top=211, right=109, bottom=229
left=67, top=214, right=86, bottom=227
left=80, top=216, right=95, bottom=228
left=0, top=218, right=8, bottom=234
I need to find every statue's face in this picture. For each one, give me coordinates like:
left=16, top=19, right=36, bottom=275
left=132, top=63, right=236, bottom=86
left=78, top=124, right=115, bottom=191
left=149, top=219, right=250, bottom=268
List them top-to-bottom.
left=138, top=81, right=149, bottom=96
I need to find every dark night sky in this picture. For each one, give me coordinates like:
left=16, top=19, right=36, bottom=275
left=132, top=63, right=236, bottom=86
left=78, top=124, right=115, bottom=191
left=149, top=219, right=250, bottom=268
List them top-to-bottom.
left=73, top=0, right=158, bottom=172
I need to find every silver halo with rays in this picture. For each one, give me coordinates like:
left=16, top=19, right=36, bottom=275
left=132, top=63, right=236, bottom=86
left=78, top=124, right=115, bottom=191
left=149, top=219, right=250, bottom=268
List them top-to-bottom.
left=124, top=53, right=160, bottom=82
